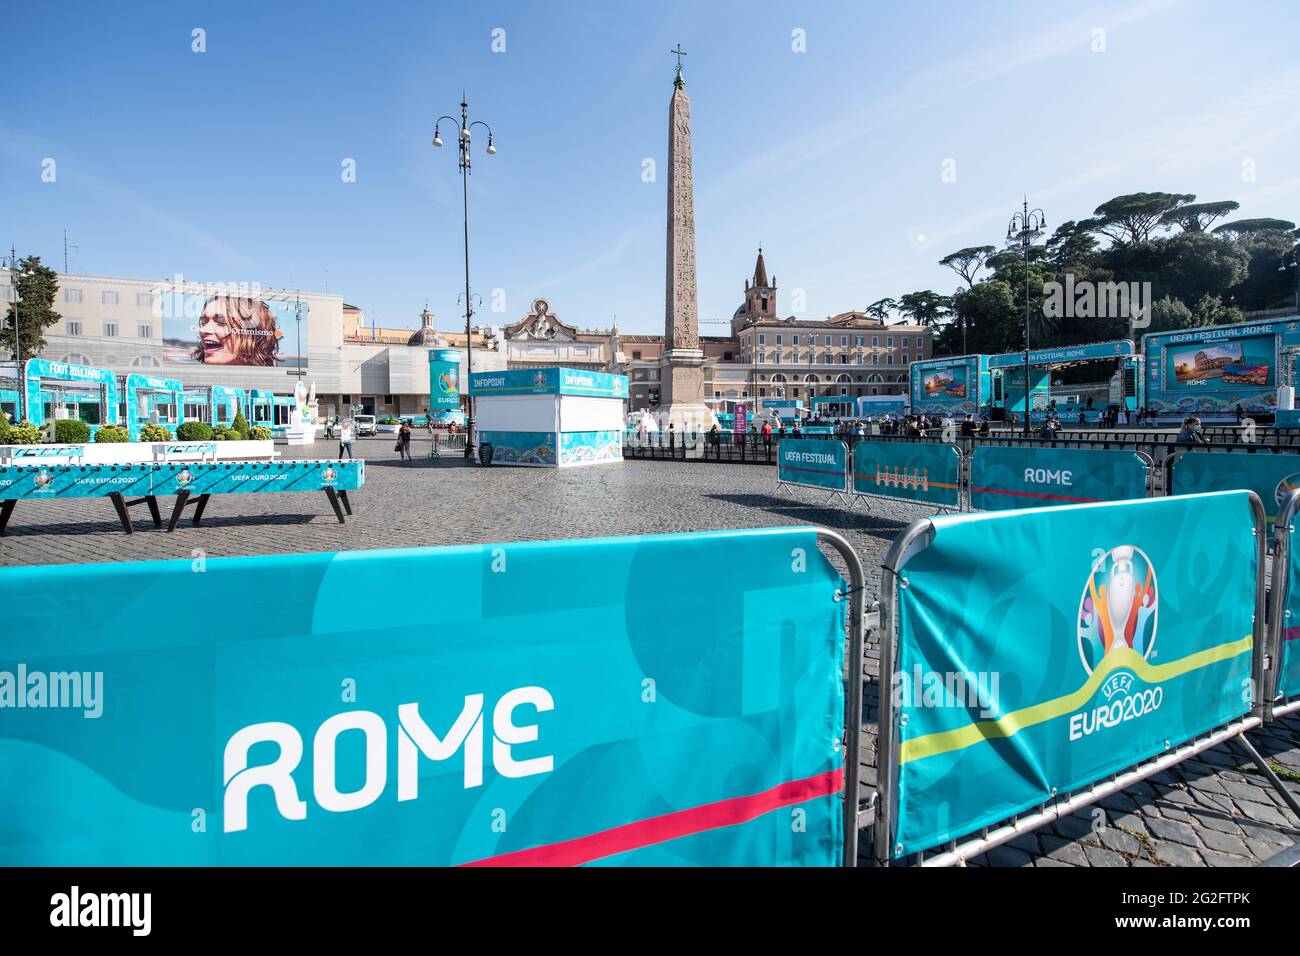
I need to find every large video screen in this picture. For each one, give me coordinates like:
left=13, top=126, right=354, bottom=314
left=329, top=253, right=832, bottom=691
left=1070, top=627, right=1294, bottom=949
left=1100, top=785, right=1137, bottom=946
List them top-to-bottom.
left=162, top=292, right=307, bottom=368
left=1165, top=334, right=1273, bottom=391
left=921, top=365, right=967, bottom=399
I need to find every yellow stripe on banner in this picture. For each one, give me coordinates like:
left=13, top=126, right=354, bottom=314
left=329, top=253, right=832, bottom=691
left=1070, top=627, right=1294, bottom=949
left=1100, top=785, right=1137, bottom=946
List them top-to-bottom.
left=897, top=636, right=1253, bottom=766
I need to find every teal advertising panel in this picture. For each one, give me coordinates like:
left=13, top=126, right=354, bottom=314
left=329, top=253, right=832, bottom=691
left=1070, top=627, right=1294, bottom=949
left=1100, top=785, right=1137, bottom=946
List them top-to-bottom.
left=1142, top=317, right=1293, bottom=417
left=986, top=340, right=1134, bottom=368
left=428, top=348, right=462, bottom=419
left=910, top=355, right=989, bottom=417
left=22, top=359, right=119, bottom=433
left=471, top=367, right=628, bottom=399
left=123, top=373, right=184, bottom=440
left=557, top=430, right=622, bottom=466
left=480, top=431, right=556, bottom=466
left=778, top=439, right=847, bottom=492
left=852, top=441, right=960, bottom=507
left=969, top=446, right=1149, bottom=511
left=1170, top=449, right=1300, bottom=524
left=0, top=460, right=363, bottom=501
left=149, top=460, right=364, bottom=496
left=0, top=464, right=155, bottom=501
left=890, top=491, right=1257, bottom=857
left=0, top=527, right=846, bottom=866
left=1281, top=531, right=1300, bottom=704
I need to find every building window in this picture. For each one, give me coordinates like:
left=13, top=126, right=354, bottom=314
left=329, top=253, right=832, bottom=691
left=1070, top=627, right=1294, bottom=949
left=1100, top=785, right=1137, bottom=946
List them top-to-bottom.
left=65, top=289, right=83, bottom=304
left=101, top=291, right=119, bottom=306
left=136, top=293, right=152, bottom=308
left=66, top=320, right=82, bottom=336
left=103, top=322, right=118, bottom=337
left=138, top=323, right=152, bottom=338
left=758, top=334, right=766, bottom=345
left=775, top=334, right=782, bottom=346
left=792, top=335, right=800, bottom=346
left=824, top=335, right=831, bottom=346
left=840, top=335, right=848, bottom=347
left=855, top=336, right=864, bottom=347
left=872, top=336, right=879, bottom=347
left=886, top=336, right=894, bottom=347
left=915, top=336, right=924, bottom=348
left=632, top=351, right=642, bottom=360
left=723, top=351, right=732, bottom=361
left=757, top=352, right=765, bottom=364
left=60, top=353, right=91, bottom=365
left=872, top=353, right=879, bottom=365
left=902, top=353, right=909, bottom=365
left=839, top=354, right=848, bottom=364
left=887, top=354, right=894, bottom=365
left=130, top=355, right=160, bottom=367
left=342, top=394, right=352, bottom=404
left=384, top=394, right=394, bottom=405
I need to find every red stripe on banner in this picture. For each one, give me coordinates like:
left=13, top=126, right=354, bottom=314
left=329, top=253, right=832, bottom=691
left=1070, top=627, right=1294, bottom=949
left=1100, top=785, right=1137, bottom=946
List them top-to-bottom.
left=783, top=465, right=844, bottom=478
left=970, top=485, right=1101, bottom=503
left=460, top=767, right=843, bottom=867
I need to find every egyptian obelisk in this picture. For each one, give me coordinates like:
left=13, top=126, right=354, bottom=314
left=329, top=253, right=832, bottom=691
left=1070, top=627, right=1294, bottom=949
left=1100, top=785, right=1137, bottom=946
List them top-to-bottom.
left=658, top=48, right=711, bottom=430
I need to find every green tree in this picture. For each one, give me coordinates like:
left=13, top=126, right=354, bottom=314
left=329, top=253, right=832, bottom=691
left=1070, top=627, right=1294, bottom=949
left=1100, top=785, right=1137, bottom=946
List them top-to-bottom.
left=1081, top=192, right=1196, bottom=246
left=1158, top=200, right=1239, bottom=232
left=1211, top=218, right=1297, bottom=240
left=938, top=246, right=996, bottom=289
left=1, top=256, right=61, bottom=364
left=897, top=291, right=952, bottom=329
left=864, top=298, right=897, bottom=322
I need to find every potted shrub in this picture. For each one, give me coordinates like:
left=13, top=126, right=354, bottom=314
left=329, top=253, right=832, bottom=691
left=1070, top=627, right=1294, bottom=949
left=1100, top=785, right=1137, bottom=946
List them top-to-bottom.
left=231, top=411, right=250, bottom=440
left=377, top=416, right=400, bottom=434
left=52, top=419, right=91, bottom=444
left=2, top=420, right=42, bottom=445
left=176, top=421, right=214, bottom=442
left=138, top=423, right=172, bottom=442
left=94, top=424, right=130, bottom=443
left=249, top=425, right=272, bottom=441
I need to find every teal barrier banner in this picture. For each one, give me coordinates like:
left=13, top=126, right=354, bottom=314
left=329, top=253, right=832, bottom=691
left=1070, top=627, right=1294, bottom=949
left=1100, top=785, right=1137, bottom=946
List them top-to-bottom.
left=778, top=439, right=847, bottom=492
left=852, top=441, right=960, bottom=506
left=970, top=446, right=1149, bottom=511
left=1171, top=450, right=1300, bottom=524
left=0, top=460, right=364, bottom=501
left=150, top=460, right=363, bottom=495
left=0, top=464, right=154, bottom=501
left=891, top=491, right=1256, bottom=858
left=0, top=527, right=846, bottom=866
left=1282, top=550, right=1300, bottom=703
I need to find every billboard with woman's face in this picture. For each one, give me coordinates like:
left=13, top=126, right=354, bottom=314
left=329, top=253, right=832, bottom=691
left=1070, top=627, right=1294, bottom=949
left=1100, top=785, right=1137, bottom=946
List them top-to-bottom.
left=162, top=293, right=307, bottom=368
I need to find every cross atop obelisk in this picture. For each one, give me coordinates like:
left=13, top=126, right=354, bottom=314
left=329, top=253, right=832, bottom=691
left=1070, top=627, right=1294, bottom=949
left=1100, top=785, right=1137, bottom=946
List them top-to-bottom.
left=658, top=46, right=710, bottom=429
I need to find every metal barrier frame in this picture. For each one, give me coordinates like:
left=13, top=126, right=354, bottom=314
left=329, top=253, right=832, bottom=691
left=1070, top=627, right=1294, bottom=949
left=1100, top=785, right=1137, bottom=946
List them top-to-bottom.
left=774, top=439, right=850, bottom=505
left=846, top=439, right=964, bottom=514
left=965, top=444, right=1155, bottom=513
left=1267, top=489, right=1300, bottom=720
left=871, top=491, right=1286, bottom=866
left=814, top=528, right=868, bottom=867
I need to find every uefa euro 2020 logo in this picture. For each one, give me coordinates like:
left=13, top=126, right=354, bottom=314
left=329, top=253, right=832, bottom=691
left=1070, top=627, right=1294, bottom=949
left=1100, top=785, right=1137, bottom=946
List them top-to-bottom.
left=438, top=368, right=458, bottom=396
left=321, top=466, right=337, bottom=484
left=176, top=467, right=194, bottom=487
left=1275, top=472, right=1300, bottom=510
left=1077, top=545, right=1158, bottom=676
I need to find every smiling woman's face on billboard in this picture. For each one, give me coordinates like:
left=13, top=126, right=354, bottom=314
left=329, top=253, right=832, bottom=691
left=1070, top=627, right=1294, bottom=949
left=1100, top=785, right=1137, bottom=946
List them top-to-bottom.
left=194, top=296, right=281, bottom=366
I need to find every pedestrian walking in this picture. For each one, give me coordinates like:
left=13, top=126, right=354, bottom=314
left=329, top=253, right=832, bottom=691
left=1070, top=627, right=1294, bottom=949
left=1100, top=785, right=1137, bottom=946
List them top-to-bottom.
left=338, top=419, right=354, bottom=459
left=398, top=421, right=412, bottom=461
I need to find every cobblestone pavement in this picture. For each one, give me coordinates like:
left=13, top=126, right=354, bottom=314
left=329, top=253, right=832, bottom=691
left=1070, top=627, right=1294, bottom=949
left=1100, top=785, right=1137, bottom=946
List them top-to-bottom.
left=2, top=435, right=1297, bottom=867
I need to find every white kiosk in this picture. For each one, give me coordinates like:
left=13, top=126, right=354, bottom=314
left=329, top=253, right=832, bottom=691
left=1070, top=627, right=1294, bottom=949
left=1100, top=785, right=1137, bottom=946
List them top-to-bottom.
left=470, top=368, right=628, bottom=467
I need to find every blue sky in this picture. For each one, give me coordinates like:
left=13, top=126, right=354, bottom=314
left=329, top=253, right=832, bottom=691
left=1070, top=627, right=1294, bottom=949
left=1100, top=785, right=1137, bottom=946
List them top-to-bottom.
left=3, top=0, right=1297, bottom=336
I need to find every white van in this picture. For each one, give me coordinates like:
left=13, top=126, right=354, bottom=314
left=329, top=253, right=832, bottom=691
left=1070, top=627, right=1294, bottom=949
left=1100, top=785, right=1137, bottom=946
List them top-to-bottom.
left=353, top=414, right=377, bottom=436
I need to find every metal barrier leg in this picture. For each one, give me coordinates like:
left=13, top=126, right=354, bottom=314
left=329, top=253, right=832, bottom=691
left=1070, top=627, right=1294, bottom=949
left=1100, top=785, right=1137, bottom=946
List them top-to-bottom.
left=325, top=487, right=346, bottom=523
left=339, top=490, right=353, bottom=516
left=167, top=491, right=190, bottom=532
left=108, top=492, right=134, bottom=535
left=190, top=494, right=211, bottom=526
left=145, top=495, right=162, bottom=528
left=0, top=500, right=15, bottom=535
left=1233, top=735, right=1300, bottom=821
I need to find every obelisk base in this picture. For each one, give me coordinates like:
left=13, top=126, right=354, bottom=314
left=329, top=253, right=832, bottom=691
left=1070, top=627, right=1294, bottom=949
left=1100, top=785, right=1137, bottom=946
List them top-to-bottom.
left=658, top=349, right=716, bottom=432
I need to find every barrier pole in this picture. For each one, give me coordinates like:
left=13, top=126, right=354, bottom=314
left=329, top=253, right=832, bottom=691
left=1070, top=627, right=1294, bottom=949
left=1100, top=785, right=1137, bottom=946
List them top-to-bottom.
left=1268, top=489, right=1300, bottom=720
left=1248, top=491, right=1269, bottom=721
left=873, top=515, right=936, bottom=864
left=816, top=528, right=867, bottom=867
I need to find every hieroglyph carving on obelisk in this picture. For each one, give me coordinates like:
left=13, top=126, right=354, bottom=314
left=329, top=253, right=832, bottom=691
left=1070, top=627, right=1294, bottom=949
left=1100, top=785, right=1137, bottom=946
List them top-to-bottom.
left=664, top=70, right=699, bottom=351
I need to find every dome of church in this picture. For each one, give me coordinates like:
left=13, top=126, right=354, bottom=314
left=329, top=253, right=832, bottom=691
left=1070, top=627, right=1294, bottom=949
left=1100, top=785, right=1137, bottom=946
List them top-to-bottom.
left=409, top=307, right=449, bottom=347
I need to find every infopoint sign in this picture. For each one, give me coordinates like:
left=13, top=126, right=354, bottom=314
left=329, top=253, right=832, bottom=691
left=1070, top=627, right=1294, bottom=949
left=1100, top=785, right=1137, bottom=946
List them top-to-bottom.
left=1143, top=318, right=1294, bottom=416
left=428, top=349, right=462, bottom=415
left=910, top=356, right=986, bottom=416
left=470, top=367, right=628, bottom=399
left=778, top=439, right=847, bottom=492
left=889, top=491, right=1256, bottom=857
left=0, top=527, right=846, bottom=865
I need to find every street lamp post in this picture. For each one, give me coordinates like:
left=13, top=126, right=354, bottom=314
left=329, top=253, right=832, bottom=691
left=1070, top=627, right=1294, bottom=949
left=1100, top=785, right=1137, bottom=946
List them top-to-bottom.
left=433, top=98, right=496, bottom=458
left=1007, top=199, right=1046, bottom=437
left=2, top=249, right=32, bottom=422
